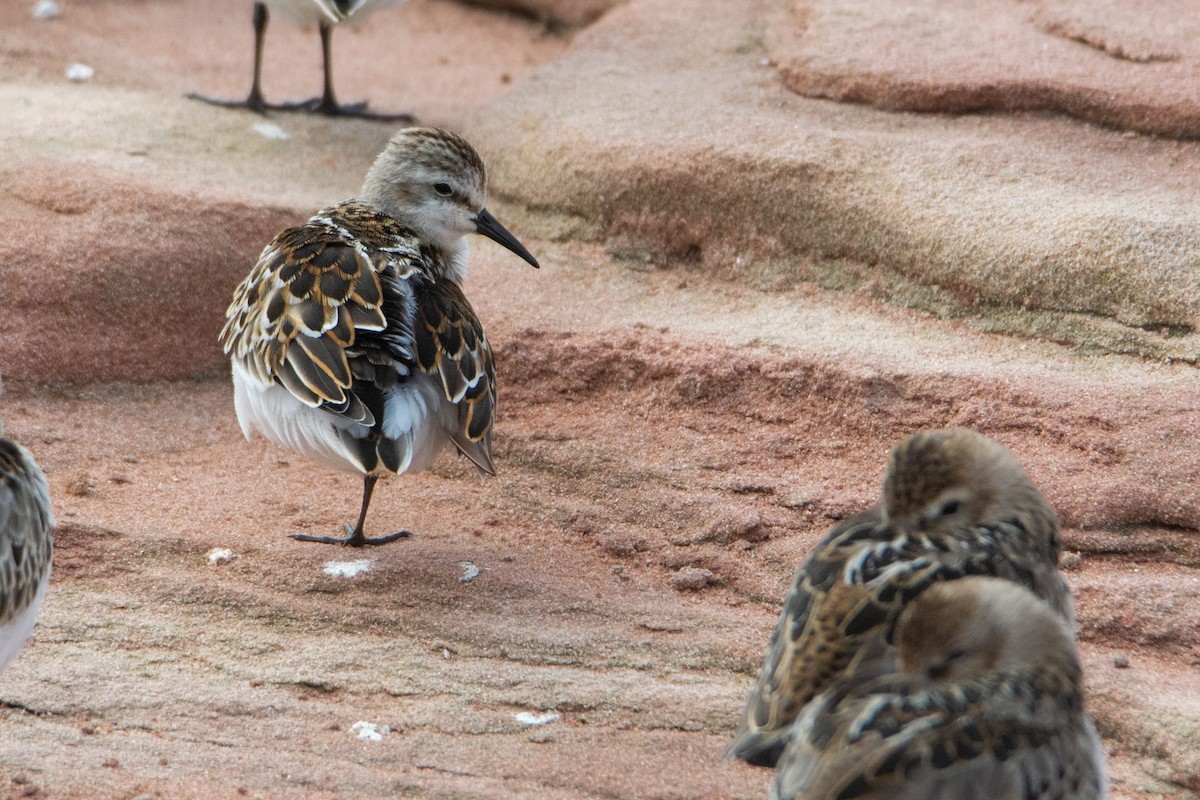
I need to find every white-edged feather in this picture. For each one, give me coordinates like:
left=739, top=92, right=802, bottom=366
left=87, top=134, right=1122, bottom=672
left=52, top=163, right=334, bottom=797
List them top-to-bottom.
left=232, top=361, right=455, bottom=476
left=0, top=568, right=49, bottom=671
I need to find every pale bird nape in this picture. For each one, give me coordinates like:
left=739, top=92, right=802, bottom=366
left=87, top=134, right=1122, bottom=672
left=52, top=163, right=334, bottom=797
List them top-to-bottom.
left=188, top=0, right=412, bottom=121
left=219, top=127, right=539, bottom=547
left=729, top=428, right=1073, bottom=767
left=0, top=433, right=54, bottom=671
left=771, top=577, right=1106, bottom=800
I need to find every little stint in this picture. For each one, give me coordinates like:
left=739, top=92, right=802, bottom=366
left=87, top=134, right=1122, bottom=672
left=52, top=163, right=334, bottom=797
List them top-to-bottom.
left=220, top=127, right=538, bottom=546
left=730, top=428, right=1073, bottom=767
left=772, top=577, right=1106, bottom=800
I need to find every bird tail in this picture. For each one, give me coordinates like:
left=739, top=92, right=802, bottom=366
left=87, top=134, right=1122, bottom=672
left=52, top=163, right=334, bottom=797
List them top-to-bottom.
left=316, top=0, right=366, bottom=23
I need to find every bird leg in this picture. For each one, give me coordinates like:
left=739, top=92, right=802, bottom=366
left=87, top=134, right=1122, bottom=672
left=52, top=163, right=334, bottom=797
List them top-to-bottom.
left=186, top=1, right=271, bottom=114
left=189, top=6, right=414, bottom=121
left=317, top=21, right=345, bottom=115
left=274, top=22, right=415, bottom=122
left=289, top=474, right=411, bottom=546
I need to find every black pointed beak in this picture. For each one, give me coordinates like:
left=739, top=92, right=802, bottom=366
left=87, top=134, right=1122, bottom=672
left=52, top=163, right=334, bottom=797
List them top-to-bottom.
left=473, top=207, right=539, bottom=269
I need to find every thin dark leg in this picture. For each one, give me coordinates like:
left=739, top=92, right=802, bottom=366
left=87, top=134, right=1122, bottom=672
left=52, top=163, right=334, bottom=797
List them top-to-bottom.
left=187, top=2, right=271, bottom=114
left=247, top=2, right=270, bottom=113
left=190, top=4, right=413, bottom=121
left=276, top=21, right=414, bottom=121
left=316, top=22, right=341, bottom=115
left=289, top=474, right=411, bottom=546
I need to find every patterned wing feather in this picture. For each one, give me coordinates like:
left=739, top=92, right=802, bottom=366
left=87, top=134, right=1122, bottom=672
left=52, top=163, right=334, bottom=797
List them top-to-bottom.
left=223, top=201, right=499, bottom=479
left=219, top=203, right=420, bottom=426
left=413, top=280, right=497, bottom=474
left=0, top=440, right=53, bottom=631
left=730, top=509, right=886, bottom=766
left=732, top=511, right=1071, bottom=768
left=773, top=670, right=1102, bottom=800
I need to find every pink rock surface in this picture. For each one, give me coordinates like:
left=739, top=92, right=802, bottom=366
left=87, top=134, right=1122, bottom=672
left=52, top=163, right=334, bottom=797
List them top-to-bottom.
left=468, top=0, right=1200, bottom=353
left=769, top=0, right=1200, bottom=138
left=0, top=161, right=295, bottom=386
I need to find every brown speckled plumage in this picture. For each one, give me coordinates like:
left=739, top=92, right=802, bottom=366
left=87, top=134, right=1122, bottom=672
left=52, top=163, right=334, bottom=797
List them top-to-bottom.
left=220, top=128, right=536, bottom=546
left=219, top=200, right=496, bottom=473
left=730, top=429, right=1073, bottom=767
left=0, top=435, right=54, bottom=670
left=771, top=578, right=1105, bottom=800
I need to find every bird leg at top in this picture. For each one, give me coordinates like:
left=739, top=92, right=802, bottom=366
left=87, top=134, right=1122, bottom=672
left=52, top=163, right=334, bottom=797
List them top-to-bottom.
left=186, top=1, right=272, bottom=114
left=188, top=3, right=414, bottom=122
left=273, top=22, right=415, bottom=121
left=289, top=473, right=411, bottom=546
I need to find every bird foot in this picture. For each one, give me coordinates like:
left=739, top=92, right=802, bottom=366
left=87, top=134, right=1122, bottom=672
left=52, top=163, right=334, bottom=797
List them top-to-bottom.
left=185, top=91, right=270, bottom=115
left=186, top=92, right=414, bottom=122
left=274, top=96, right=416, bottom=122
left=289, top=523, right=411, bottom=547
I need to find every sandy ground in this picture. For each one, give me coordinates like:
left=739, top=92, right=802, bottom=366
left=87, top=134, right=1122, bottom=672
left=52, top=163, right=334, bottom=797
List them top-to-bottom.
left=1, top=1, right=1199, bottom=799
left=1, top=249, right=1198, bottom=798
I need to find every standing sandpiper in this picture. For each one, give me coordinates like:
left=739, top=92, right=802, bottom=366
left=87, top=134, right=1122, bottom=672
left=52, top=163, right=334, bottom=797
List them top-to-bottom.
left=189, top=0, right=411, bottom=120
left=220, top=127, right=538, bottom=546
left=0, top=426, right=54, bottom=671
left=729, top=428, right=1073, bottom=767
left=772, top=578, right=1106, bottom=800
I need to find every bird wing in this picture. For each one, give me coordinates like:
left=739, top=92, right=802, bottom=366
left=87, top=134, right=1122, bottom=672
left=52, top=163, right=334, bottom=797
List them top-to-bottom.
left=314, top=0, right=360, bottom=22
left=317, top=0, right=403, bottom=22
left=220, top=201, right=496, bottom=475
left=220, top=202, right=414, bottom=427
left=412, top=279, right=496, bottom=475
left=0, top=440, right=53, bottom=628
left=729, top=509, right=887, bottom=766
left=731, top=512, right=1069, bottom=768
left=977, top=517, right=1075, bottom=625
left=773, top=671, right=1102, bottom=800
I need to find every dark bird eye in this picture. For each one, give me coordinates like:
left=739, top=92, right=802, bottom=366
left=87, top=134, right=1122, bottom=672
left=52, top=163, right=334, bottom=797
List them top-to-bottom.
left=433, top=182, right=453, bottom=197
left=937, top=500, right=961, bottom=518
left=929, top=649, right=966, bottom=680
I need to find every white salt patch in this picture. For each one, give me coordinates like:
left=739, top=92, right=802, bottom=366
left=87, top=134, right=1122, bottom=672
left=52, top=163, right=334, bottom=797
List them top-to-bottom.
left=32, top=1, right=59, bottom=19
left=65, top=63, right=93, bottom=82
left=253, top=121, right=290, bottom=141
left=207, top=547, right=237, bottom=566
left=324, top=559, right=372, bottom=578
left=458, top=561, right=480, bottom=582
left=514, top=711, right=560, bottom=726
left=349, top=721, right=390, bottom=741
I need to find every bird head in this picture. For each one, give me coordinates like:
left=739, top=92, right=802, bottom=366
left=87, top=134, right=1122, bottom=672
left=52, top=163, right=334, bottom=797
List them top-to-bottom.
left=360, top=127, right=539, bottom=270
left=879, top=428, right=1049, bottom=535
left=894, top=576, right=1078, bottom=683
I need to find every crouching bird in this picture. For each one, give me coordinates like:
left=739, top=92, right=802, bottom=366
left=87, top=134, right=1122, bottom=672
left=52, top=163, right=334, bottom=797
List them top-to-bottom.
left=729, top=428, right=1074, bottom=767
left=771, top=578, right=1105, bottom=800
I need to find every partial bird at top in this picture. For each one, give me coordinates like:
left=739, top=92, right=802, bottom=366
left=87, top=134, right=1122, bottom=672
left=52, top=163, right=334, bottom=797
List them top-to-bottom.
left=189, top=0, right=412, bottom=121
left=220, top=127, right=539, bottom=546
left=0, top=420, right=55, bottom=672
left=729, top=428, right=1074, bottom=768
left=771, top=577, right=1106, bottom=800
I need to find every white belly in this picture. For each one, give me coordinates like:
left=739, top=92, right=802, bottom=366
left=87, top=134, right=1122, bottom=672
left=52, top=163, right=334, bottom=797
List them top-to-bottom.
left=261, top=0, right=400, bottom=27
left=231, top=362, right=454, bottom=476
left=0, top=566, right=49, bottom=672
